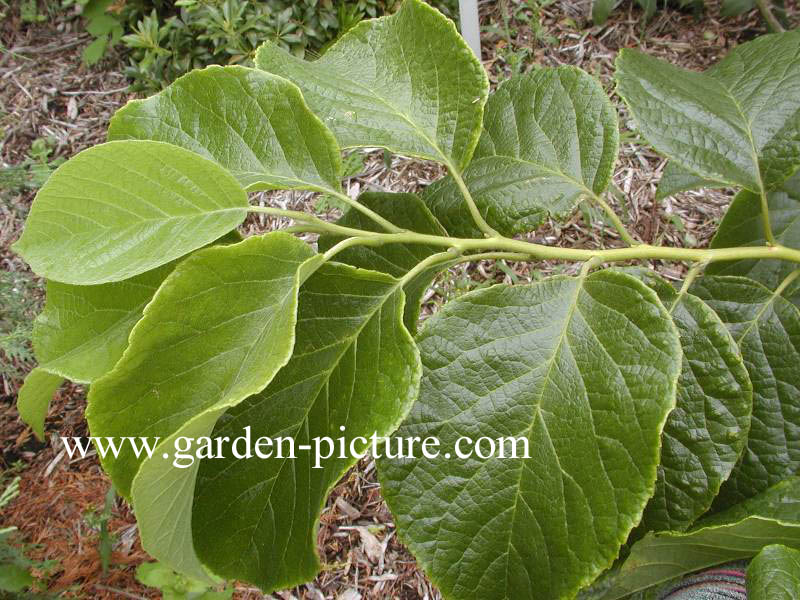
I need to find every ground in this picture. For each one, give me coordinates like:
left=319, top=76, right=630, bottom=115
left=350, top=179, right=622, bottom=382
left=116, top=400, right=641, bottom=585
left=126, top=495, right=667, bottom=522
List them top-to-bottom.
left=0, top=1, right=796, bottom=598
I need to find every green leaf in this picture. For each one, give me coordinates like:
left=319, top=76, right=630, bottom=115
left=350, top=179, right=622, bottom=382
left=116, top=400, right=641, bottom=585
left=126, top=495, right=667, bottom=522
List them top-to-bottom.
left=255, top=0, right=488, bottom=172
left=592, top=0, right=619, bottom=24
left=635, top=0, right=658, bottom=20
left=721, top=0, right=755, bottom=17
left=86, top=14, right=119, bottom=37
left=616, top=31, right=800, bottom=194
left=82, top=35, right=108, bottom=66
left=108, top=66, right=343, bottom=194
left=424, top=67, right=619, bottom=237
left=13, top=140, right=249, bottom=285
left=656, top=161, right=727, bottom=201
left=707, top=170, right=800, bottom=307
left=317, top=192, right=449, bottom=332
left=32, top=232, right=242, bottom=384
left=86, top=232, right=316, bottom=498
left=91, top=235, right=322, bottom=582
left=191, top=262, right=420, bottom=591
left=33, top=265, right=174, bottom=383
left=622, top=268, right=752, bottom=532
left=379, top=269, right=681, bottom=600
left=690, top=276, right=800, bottom=508
left=17, top=367, right=63, bottom=440
left=597, top=477, right=800, bottom=599
left=747, top=544, right=800, bottom=599
left=0, top=564, right=34, bottom=593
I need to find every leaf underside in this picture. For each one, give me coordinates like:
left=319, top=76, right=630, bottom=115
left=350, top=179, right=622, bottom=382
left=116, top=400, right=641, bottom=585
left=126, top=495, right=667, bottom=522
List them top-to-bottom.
left=255, top=0, right=488, bottom=172
left=108, top=65, right=344, bottom=194
left=12, top=140, right=248, bottom=285
left=32, top=231, right=242, bottom=385
left=87, top=233, right=317, bottom=579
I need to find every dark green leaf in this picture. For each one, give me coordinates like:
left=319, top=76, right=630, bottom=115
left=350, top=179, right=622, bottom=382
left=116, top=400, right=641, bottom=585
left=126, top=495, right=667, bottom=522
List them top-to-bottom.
left=592, top=0, right=620, bottom=24
left=721, top=0, right=755, bottom=17
left=616, top=32, right=800, bottom=193
left=425, top=67, right=618, bottom=237
left=656, top=161, right=727, bottom=201
left=707, top=170, right=800, bottom=308
left=318, top=192, right=449, bottom=332
left=192, top=262, right=420, bottom=591
left=623, top=268, right=752, bottom=532
left=380, top=270, right=681, bottom=600
left=690, top=276, right=800, bottom=508
left=597, top=477, right=800, bottom=599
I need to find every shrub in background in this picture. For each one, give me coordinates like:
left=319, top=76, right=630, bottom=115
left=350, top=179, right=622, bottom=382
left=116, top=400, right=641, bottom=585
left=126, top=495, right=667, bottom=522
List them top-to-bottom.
left=69, top=0, right=457, bottom=92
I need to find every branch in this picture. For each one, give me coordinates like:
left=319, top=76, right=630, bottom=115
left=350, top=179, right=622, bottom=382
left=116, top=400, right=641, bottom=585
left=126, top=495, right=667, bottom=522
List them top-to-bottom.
left=756, top=0, right=785, bottom=33
left=448, top=167, right=501, bottom=238
left=759, top=188, right=778, bottom=246
left=590, top=191, right=639, bottom=246
left=276, top=218, right=800, bottom=267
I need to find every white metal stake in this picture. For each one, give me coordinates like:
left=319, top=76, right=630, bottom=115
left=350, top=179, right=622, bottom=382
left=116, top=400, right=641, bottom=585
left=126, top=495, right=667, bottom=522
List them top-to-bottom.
left=458, top=0, right=481, bottom=59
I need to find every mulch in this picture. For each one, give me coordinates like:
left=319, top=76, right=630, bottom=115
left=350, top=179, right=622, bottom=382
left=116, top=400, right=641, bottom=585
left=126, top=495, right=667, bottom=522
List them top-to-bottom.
left=1, top=0, right=797, bottom=598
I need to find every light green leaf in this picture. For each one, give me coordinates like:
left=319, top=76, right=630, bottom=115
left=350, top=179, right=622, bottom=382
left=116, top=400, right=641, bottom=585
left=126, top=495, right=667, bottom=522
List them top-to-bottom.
left=255, top=0, right=488, bottom=172
left=616, top=31, right=800, bottom=193
left=82, top=35, right=108, bottom=66
left=108, top=66, right=343, bottom=194
left=424, top=67, right=619, bottom=237
left=13, top=140, right=249, bottom=285
left=656, top=161, right=727, bottom=201
left=707, top=170, right=800, bottom=308
left=317, top=192, right=449, bottom=332
left=32, top=231, right=242, bottom=384
left=86, top=232, right=316, bottom=499
left=192, top=262, right=420, bottom=591
left=34, top=264, right=174, bottom=384
left=622, top=268, right=752, bottom=532
left=379, top=270, right=681, bottom=600
left=690, top=276, right=800, bottom=508
left=17, top=367, right=63, bottom=440
left=597, top=477, right=800, bottom=599
left=747, top=544, right=800, bottom=599
left=0, top=564, right=34, bottom=593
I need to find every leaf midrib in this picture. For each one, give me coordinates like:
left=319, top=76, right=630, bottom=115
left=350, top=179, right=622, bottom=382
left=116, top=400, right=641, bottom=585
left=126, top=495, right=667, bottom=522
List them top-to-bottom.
left=502, top=276, right=585, bottom=598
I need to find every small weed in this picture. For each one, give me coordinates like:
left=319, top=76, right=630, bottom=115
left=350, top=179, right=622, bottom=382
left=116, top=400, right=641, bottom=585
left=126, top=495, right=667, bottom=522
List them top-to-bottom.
left=0, top=270, right=43, bottom=389
left=0, top=477, right=58, bottom=595
left=136, top=561, right=233, bottom=599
